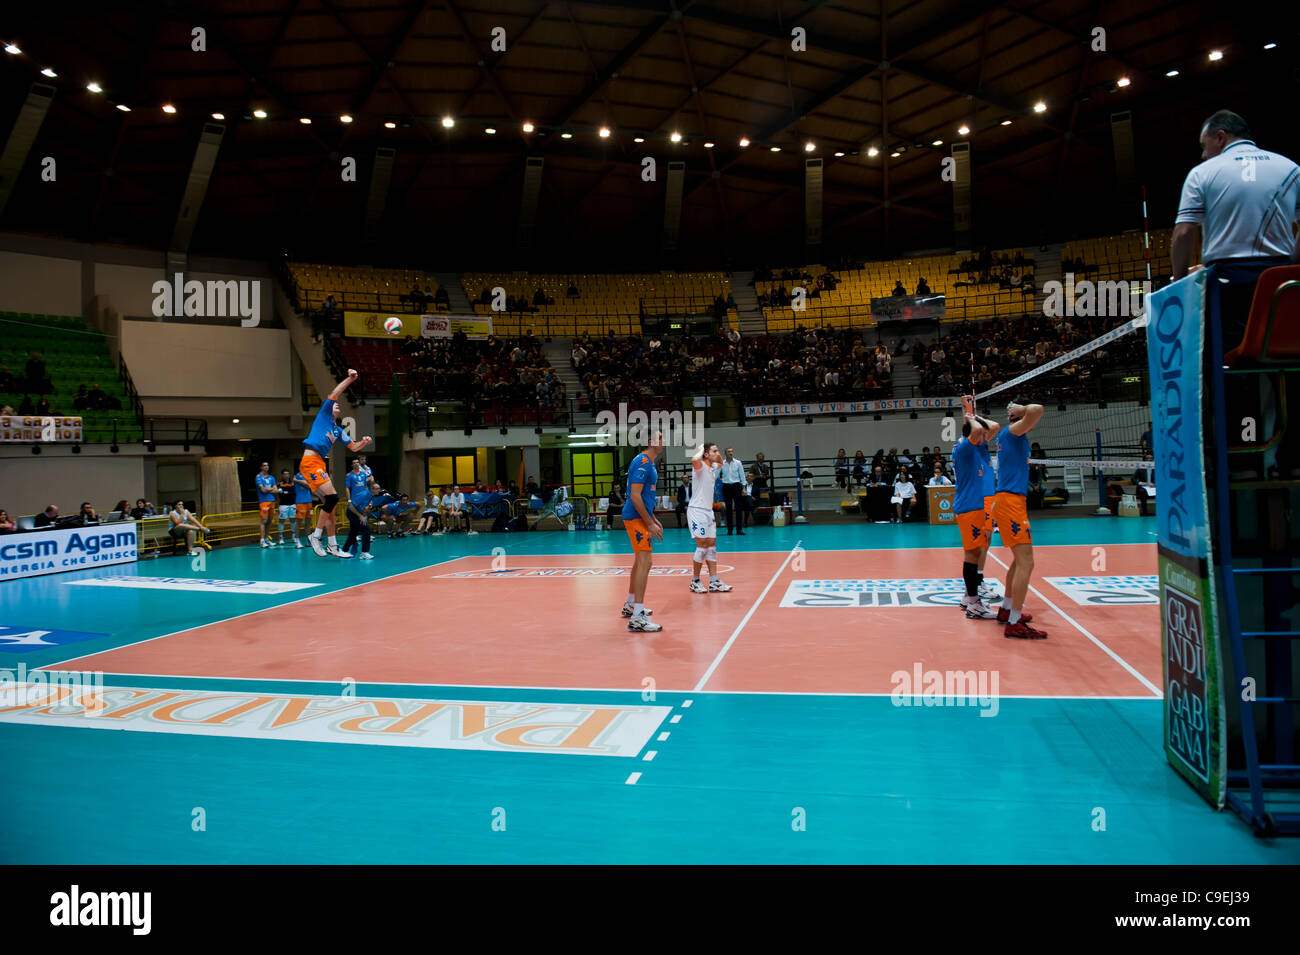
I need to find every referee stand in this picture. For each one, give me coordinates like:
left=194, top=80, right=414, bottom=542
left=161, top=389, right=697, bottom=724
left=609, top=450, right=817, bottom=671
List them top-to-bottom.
left=1207, top=263, right=1300, bottom=835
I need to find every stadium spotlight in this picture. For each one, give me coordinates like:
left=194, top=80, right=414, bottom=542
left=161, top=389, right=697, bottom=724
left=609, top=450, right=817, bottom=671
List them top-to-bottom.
left=1263, top=42, right=1277, bottom=50
left=4, top=43, right=21, bottom=55
left=1208, top=49, right=1223, bottom=61
left=41, top=68, right=57, bottom=77
left=1165, top=69, right=1179, bottom=78
left=1116, top=76, right=1131, bottom=88
left=87, top=82, right=103, bottom=93
left=1033, top=101, right=1047, bottom=113
left=115, top=104, right=131, bottom=112
left=162, top=104, right=177, bottom=114
left=253, top=109, right=268, bottom=119
left=211, top=112, right=225, bottom=120
left=340, top=114, right=353, bottom=123
left=299, top=116, right=311, bottom=124
left=441, top=116, right=455, bottom=128
left=1000, top=119, right=1013, bottom=126
left=384, top=121, right=396, bottom=129
left=522, top=121, right=535, bottom=133
left=957, top=125, right=970, bottom=136
left=599, top=126, right=611, bottom=138
left=485, top=127, right=496, bottom=134
left=670, top=131, right=682, bottom=143
left=560, top=132, right=572, bottom=139
left=633, top=136, right=645, bottom=143
left=738, top=137, right=750, bottom=148
left=932, top=139, right=943, bottom=146
left=804, top=141, right=815, bottom=152
left=704, top=142, right=715, bottom=149
left=770, top=146, right=781, bottom=152
left=867, top=146, right=879, bottom=157
left=834, top=151, right=844, bottom=157
left=889, top=151, right=901, bottom=158
left=72, top=443, right=81, bottom=454
left=31, top=445, right=40, bottom=455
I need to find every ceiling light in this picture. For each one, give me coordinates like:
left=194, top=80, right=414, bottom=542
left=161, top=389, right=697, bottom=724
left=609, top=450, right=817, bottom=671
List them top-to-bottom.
left=1263, top=42, right=1277, bottom=50
left=4, top=44, right=20, bottom=55
left=1208, top=50, right=1223, bottom=61
left=41, top=67, right=57, bottom=78
left=1165, top=69, right=1179, bottom=77
left=1116, top=76, right=1131, bottom=87
left=87, top=82, right=103, bottom=93
left=1033, top=101, right=1047, bottom=113
left=116, top=103, right=131, bottom=112
left=162, top=104, right=176, bottom=114
left=253, top=109, right=267, bottom=118
left=211, top=112, right=225, bottom=120
left=339, top=114, right=353, bottom=123
left=299, top=116, right=311, bottom=124
left=441, top=116, right=454, bottom=128
left=1001, top=119, right=1013, bottom=126
left=384, top=121, right=396, bottom=128
left=522, top=121, right=534, bottom=132
left=957, top=125, right=970, bottom=136
left=485, top=126, right=496, bottom=134
left=598, top=126, right=611, bottom=138
left=670, top=131, right=681, bottom=143
left=560, top=132, right=572, bottom=139
left=633, top=136, right=645, bottom=143
left=738, top=137, right=750, bottom=148
left=932, top=139, right=943, bottom=146
left=704, top=141, right=714, bottom=148
left=804, top=141, right=815, bottom=152
left=770, top=146, right=781, bottom=152
left=867, top=146, right=879, bottom=157
left=834, top=151, right=844, bottom=157
left=890, top=151, right=901, bottom=158
left=232, top=418, right=240, bottom=424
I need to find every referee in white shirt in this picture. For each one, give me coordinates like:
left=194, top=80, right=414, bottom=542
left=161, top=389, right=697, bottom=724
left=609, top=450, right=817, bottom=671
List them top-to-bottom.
left=719, top=447, right=747, bottom=535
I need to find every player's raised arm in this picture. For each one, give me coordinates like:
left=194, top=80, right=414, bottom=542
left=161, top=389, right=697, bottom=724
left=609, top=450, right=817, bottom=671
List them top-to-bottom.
left=329, top=369, right=359, bottom=402
left=1007, top=402, right=1044, bottom=436
left=965, top=412, right=986, bottom=445
left=982, top=415, right=1001, bottom=441
left=347, top=434, right=372, bottom=452
left=691, top=443, right=705, bottom=469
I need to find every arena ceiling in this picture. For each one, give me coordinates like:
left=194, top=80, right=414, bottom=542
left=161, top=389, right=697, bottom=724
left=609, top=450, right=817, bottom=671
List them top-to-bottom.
left=1, top=0, right=1294, bottom=269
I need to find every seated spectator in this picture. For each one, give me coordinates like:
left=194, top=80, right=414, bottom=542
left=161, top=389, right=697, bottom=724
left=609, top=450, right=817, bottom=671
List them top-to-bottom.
left=915, top=277, right=931, bottom=295
left=892, top=280, right=907, bottom=297
left=567, top=283, right=580, bottom=299
left=434, top=286, right=449, bottom=308
left=534, top=287, right=548, bottom=307
left=25, top=352, right=51, bottom=394
left=0, top=366, right=14, bottom=392
left=88, top=383, right=108, bottom=411
left=72, top=384, right=90, bottom=411
left=17, top=395, right=34, bottom=414
left=36, top=396, right=52, bottom=415
left=0, top=404, right=13, bottom=415
left=834, top=449, right=849, bottom=488
left=851, top=450, right=868, bottom=486
left=927, top=464, right=953, bottom=487
left=892, top=468, right=917, bottom=522
left=441, top=486, right=468, bottom=532
left=416, top=489, right=442, bottom=534
left=129, top=499, right=152, bottom=519
left=111, top=500, right=129, bottom=519
left=169, top=500, right=210, bottom=554
left=78, top=502, right=100, bottom=526
left=34, top=504, right=59, bottom=528
left=0, top=507, right=15, bottom=533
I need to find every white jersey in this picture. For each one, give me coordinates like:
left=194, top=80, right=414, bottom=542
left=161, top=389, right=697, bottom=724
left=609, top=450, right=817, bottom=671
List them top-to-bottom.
left=689, top=461, right=721, bottom=511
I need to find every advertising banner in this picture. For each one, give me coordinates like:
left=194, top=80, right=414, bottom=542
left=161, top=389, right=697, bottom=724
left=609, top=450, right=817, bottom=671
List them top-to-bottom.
left=870, top=294, right=946, bottom=322
left=420, top=314, right=493, bottom=340
left=744, top=397, right=960, bottom=418
left=0, top=416, right=82, bottom=443
left=0, top=525, right=138, bottom=581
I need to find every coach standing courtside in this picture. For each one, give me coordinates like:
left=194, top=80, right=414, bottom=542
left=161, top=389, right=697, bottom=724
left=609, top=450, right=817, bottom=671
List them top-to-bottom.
left=719, top=447, right=747, bottom=536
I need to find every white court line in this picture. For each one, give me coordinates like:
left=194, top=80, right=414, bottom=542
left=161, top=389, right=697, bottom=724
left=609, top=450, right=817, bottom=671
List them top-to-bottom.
left=693, top=540, right=802, bottom=692
left=986, top=550, right=1160, bottom=697
left=43, top=554, right=473, bottom=672
left=681, top=699, right=693, bottom=708
left=670, top=714, right=682, bottom=722
left=657, top=731, right=670, bottom=741
left=642, top=750, right=657, bottom=762
left=624, top=772, right=641, bottom=785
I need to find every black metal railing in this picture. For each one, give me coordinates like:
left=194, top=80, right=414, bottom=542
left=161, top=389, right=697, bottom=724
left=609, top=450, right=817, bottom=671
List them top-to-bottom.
left=117, top=354, right=144, bottom=425
left=142, top=417, right=208, bottom=446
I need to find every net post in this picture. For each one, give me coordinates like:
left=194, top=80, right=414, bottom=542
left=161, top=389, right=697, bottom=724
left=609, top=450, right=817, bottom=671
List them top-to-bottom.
left=1095, top=428, right=1107, bottom=512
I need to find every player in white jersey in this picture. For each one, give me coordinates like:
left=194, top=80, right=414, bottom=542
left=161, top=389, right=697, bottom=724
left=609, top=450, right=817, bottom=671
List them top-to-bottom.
left=687, top=442, right=732, bottom=594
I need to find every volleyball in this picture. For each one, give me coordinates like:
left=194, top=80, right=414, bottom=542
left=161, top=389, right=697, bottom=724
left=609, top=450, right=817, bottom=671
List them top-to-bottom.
left=384, top=316, right=403, bottom=335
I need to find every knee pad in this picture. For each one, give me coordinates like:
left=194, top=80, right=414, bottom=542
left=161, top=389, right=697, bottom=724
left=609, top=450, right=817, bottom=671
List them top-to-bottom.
left=322, top=493, right=339, bottom=513
left=705, top=546, right=717, bottom=562
left=694, top=547, right=707, bottom=562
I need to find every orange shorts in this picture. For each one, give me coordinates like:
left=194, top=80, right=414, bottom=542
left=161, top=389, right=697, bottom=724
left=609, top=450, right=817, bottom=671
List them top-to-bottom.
left=300, top=452, right=332, bottom=495
left=994, top=492, right=1032, bottom=547
left=984, top=495, right=995, bottom=518
left=259, top=501, right=274, bottom=518
left=295, top=502, right=313, bottom=519
left=956, top=507, right=992, bottom=551
left=625, top=517, right=653, bottom=552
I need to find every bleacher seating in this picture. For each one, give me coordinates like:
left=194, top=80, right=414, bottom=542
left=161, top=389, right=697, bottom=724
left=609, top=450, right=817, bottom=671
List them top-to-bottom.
left=1062, top=228, right=1187, bottom=283
left=286, top=263, right=449, bottom=313
left=0, top=313, right=141, bottom=444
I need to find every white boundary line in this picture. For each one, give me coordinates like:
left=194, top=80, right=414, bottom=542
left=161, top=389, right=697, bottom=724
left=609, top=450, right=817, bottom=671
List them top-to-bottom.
left=693, top=540, right=802, bottom=692
left=986, top=550, right=1160, bottom=697
left=43, top=554, right=473, bottom=671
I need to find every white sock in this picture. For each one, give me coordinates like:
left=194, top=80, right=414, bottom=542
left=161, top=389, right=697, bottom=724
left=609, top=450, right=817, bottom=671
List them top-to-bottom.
left=311, top=528, right=322, bottom=539
left=329, top=536, right=338, bottom=548
left=710, top=575, right=720, bottom=583
left=626, top=592, right=635, bottom=605
left=963, top=595, right=977, bottom=606
left=1002, top=596, right=1013, bottom=609
left=634, top=602, right=644, bottom=616
left=1009, top=609, right=1022, bottom=624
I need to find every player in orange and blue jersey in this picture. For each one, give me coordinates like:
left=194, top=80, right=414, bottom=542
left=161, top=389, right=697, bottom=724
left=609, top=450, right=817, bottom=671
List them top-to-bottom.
left=299, top=369, right=372, bottom=558
left=995, top=398, right=1047, bottom=639
left=952, top=402, right=1001, bottom=620
left=622, top=429, right=665, bottom=632
left=255, top=462, right=279, bottom=548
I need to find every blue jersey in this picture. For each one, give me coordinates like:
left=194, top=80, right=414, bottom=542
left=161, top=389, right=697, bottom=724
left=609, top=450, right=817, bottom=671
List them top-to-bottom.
left=303, top=400, right=353, bottom=458
left=996, top=429, right=1031, bottom=496
left=950, top=439, right=986, bottom=514
left=979, top=441, right=995, bottom=498
left=621, top=452, right=658, bottom=520
left=345, top=470, right=367, bottom=502
left=255, top=472, right=278, bottom=502
left=294, top=473, right=313, bottom=505
left=350, top=482, right=375, bottom=512
left=385, top=500, right=414, bottom=518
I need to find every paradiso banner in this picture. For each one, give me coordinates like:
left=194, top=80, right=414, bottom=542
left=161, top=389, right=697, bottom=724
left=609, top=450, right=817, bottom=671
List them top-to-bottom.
left=1145, top=270, right=1226, bottom=809
left=870, top=294, right=946, bottom=322
left=343, top=310, right=419, bottom=339
left=421, top=314, right=493, bottom=340
left=744, top=397, right=961, bottom=418
left=0, top=415, right=82, bottom=443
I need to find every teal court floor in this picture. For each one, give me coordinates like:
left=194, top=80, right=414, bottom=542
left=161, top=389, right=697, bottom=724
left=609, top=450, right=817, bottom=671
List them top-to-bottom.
left=1, top=518, right=1296, bottom=863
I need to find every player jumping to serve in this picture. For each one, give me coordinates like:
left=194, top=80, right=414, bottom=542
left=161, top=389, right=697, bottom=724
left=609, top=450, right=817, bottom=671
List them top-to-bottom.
left=299, top=369, right=372, bottom=558
left=995, top=398, right=1047, bottom=639
left=953, top=399, right=1000, bottom=620
left=622, top=429, right=665, bottom=632
left=687, top=442, right=732, bottom=594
